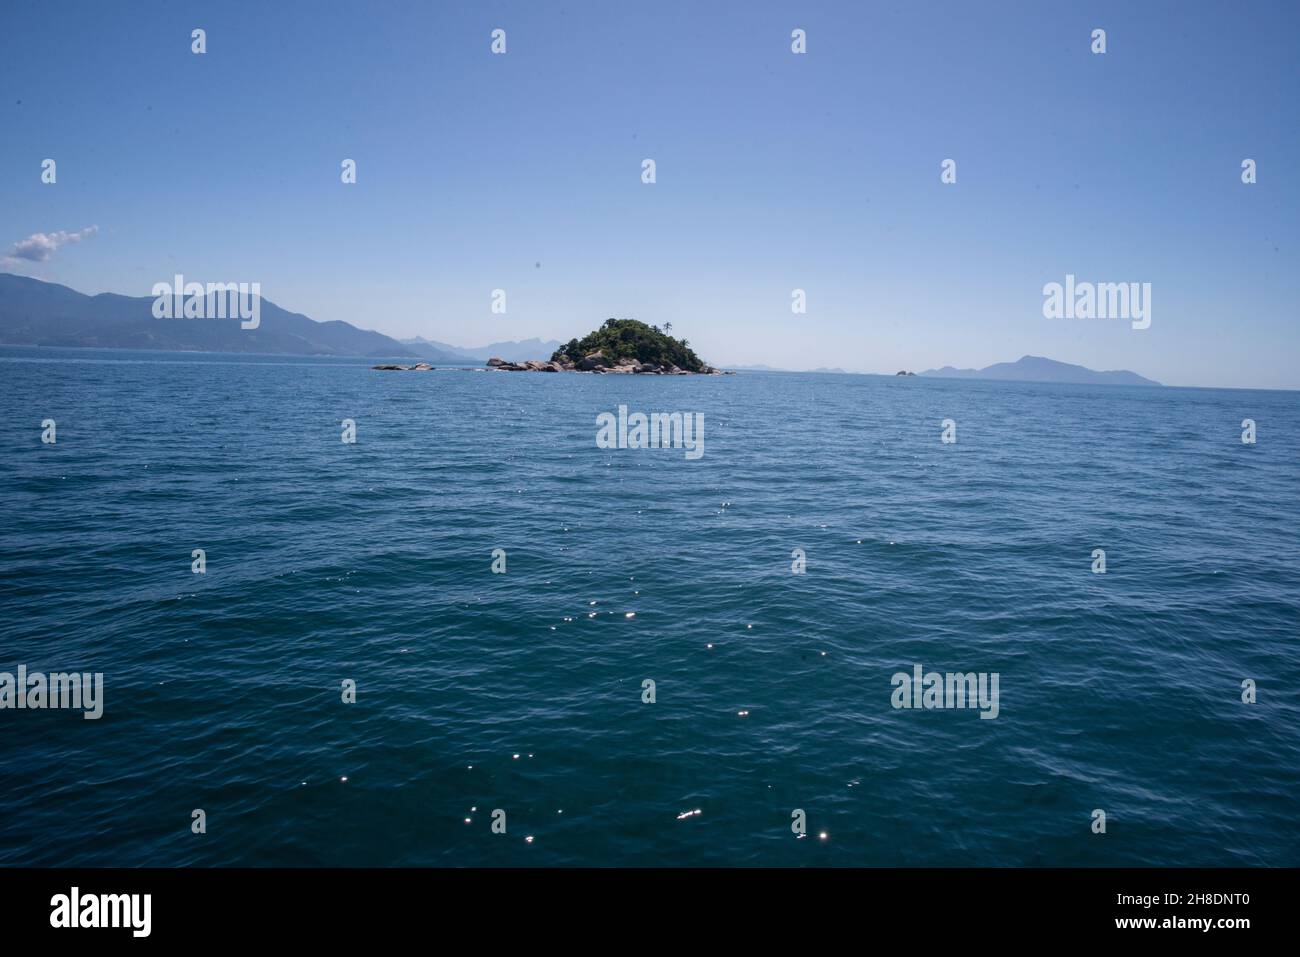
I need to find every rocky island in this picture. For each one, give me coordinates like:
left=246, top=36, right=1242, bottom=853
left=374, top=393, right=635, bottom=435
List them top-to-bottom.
left=374, top=319, right=732, bottom=375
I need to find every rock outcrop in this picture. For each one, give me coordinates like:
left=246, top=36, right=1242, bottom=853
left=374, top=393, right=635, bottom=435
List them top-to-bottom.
left=577, top=351, right=610, bottom=371
left=483, top=353, right=730, bottom=375
left=375, top=357, right=732, bottom=375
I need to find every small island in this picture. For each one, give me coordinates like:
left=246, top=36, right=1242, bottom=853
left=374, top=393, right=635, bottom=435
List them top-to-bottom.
left=374, top=319, right=732, bottom=374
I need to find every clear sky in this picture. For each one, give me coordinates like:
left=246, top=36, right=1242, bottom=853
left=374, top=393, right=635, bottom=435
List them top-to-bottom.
left=2, top=0, right=1297, bottom=387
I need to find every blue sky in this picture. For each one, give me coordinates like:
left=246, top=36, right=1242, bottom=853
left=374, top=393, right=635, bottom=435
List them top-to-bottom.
left=2, top=0, right=1297, bottom=387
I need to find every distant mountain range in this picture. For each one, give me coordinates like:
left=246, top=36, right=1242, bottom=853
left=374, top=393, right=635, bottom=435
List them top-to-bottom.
left=0, top=273, right=417, bottom=357
left=0, top=274, right=562, bottom=362
left=0, top=277, right=1164, bottom=385
left=399, top=336, right=564, bottom=364
left=919, top=355, right=1159, bottom=386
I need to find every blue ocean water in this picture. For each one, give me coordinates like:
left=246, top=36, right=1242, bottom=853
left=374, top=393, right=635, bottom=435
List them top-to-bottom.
left=1, top=346, right=1298, bottom=866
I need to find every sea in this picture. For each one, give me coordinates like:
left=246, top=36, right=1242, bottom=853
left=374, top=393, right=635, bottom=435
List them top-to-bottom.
left=1, top=346, right=1297, bottom=866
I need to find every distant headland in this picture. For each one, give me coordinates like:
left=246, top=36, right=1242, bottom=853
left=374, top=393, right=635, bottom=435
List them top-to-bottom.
left=0, top=272, right=414, bottom=357
left=919, top=355, right=1160, bottom=387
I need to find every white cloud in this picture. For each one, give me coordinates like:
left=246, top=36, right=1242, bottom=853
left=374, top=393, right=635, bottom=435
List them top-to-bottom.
left=5, top=225, right=99, bottom=263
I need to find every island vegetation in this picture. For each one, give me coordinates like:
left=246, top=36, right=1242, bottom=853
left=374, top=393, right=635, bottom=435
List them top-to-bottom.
left=552, top=319, right=707, bottom=372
